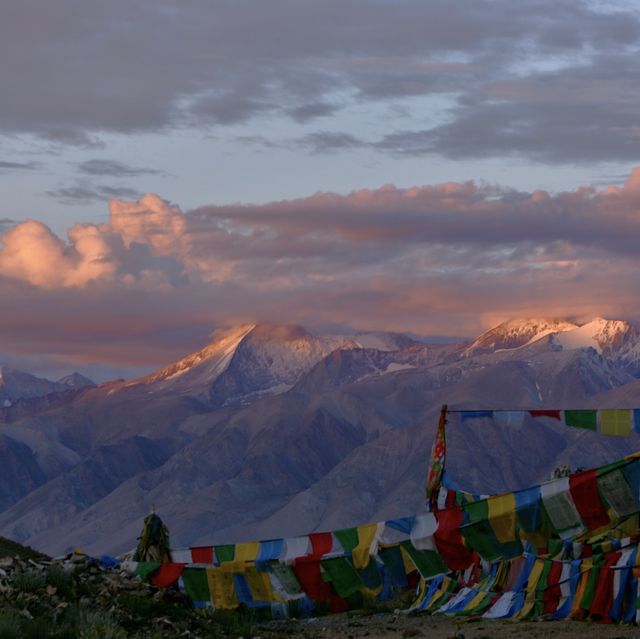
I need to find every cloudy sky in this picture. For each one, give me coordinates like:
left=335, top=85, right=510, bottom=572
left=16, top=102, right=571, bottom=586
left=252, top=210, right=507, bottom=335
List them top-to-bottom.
left=2, top=0, right=640, bottom=380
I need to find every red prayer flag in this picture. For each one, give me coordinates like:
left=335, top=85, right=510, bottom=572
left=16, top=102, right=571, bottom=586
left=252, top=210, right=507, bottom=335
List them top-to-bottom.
left=426, top=405, right=448, bottom=508
left=529, top=410, right=561, bottom=420
left=569, top=470, right=610, bottom=532
left=433, top=506, right=474, bottom=571
left=308, top=532, right=333, bottom=559
left=190, top=546, right=214, bottom=564
left=590, top=551, right=621, bottom=622
left=293, top=559, right=333, bottom=601
left=542, top=561, right=563, bottom=615
left=150, top=563, right=185, bottom=588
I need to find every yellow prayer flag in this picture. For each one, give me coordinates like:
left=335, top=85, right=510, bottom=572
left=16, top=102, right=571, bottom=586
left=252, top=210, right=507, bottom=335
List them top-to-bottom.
left=599, top=409, right=631, bottom=436
left=487, top=492, right=516, bottom=543
left=619, top=513, right=639, bottom=538
left=352, top=523, right=378, bottom=569
left=520, top=529, right=548, bottom=550
left=235, top=541, right=260, bottom=562
left=400, top=545, right=416, bottom=574
left=516, top=559, right=545, bottom=619
left=492, top=560, right=510, bottom=590
left=570, top=560, right=592, bottom=618
left=220, top=561, right=249, bottom=573
left=206, top=568, right=238, bottom=609
left=244, top=568, right=274, bottom=602
left=426, top=579, right=454, bottom=612
left=465, top=591, right=486, bottom=612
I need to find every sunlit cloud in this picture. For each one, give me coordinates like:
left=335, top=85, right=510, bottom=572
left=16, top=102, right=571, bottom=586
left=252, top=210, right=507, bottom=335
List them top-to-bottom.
left=2, top=170, right=640, bottom=377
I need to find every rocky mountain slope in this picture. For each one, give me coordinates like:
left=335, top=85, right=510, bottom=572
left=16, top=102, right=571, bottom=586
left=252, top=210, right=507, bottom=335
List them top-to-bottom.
left=3, top=317, right=640, bottom=555
left=0, top=366, right=94, bottom=407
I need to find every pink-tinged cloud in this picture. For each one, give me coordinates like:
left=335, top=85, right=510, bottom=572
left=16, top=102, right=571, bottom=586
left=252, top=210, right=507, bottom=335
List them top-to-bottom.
left=3, top=171, right=640, bottom=375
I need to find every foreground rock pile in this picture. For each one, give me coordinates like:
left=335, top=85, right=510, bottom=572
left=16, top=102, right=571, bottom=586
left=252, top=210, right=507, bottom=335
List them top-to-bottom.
left=0, top=539, right=247, bottom=638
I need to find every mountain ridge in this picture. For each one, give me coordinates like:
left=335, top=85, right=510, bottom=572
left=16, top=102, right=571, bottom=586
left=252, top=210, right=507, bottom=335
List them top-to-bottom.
left=3, top=315, right=640, bottom=555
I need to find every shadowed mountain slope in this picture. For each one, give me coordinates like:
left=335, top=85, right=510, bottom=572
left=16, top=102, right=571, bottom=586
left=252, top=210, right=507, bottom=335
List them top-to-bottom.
left=2, top=318, right=640, bottom=555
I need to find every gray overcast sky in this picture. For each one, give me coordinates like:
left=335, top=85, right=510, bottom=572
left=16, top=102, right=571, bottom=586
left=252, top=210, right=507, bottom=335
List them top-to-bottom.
left=2, top=0, right=640, bottom=229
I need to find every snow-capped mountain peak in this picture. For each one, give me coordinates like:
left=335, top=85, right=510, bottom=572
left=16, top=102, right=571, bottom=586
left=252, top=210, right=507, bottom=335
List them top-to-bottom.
left=464, top=318, right=578, bottom=356
left=553, top=318, right=637, bottom=355
left=133, top=323, right=358, bottom=405
left=143, top=324, right=255, bottom=386
left=0, top=366, right=69, bottom=404
left=57, top=372, right=96, bottom=390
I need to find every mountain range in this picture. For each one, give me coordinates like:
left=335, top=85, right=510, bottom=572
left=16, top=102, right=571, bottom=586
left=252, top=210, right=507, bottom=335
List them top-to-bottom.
left=2, top=317, right=640, bottom=556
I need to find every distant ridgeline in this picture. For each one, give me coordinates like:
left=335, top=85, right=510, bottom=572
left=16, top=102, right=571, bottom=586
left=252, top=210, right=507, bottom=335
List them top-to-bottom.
left=122, top=407, right=640, bottom=624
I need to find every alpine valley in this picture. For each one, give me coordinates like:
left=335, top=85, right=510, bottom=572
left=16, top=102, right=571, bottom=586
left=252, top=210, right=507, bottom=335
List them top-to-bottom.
left=2, top=317, right=640, bottom=556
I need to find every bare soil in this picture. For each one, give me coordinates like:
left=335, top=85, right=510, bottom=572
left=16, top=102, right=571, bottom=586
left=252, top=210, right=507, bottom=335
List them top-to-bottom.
left=256, top=612, right=640, bottom=639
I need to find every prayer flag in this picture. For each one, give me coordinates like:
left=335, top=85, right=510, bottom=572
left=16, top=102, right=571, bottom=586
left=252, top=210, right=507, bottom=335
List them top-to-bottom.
left=426, top=406, right=448, bottom=507
left=599, top=409, right=632, bottom=436
left=564, top=410, right=597, bottom=431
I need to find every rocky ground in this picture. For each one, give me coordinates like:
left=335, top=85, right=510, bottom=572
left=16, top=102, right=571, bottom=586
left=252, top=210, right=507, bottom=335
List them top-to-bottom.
left=1, top=537, right=639, bottom=639
left=0, top=538, right=233, bottom=638
left=257, top=612, right=640, bottom=639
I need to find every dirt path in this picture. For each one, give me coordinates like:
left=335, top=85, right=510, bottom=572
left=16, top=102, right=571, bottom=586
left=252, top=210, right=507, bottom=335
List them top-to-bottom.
left=255, top=612, right=640, bottom=639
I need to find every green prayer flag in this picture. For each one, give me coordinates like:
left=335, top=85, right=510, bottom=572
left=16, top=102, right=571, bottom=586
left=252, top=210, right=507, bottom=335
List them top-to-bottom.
left=564, top=410, right=597, bottom=431
left=596, top=459, right=627, bottom=476
left=462, top=497, right=522, bottom=558
left=464, top=498, right=489, bottom=523
left=459, top=521, right=502, bottom=562
left=334, top=528, right=359, bottom=552
left=546, top=538, right=563, bottom=557
left=401, top=541, right=448, bottom=577
left=214, top=544, right=235, bottom=563
left=321, top=557, right=363, bottom=597
left=533, top=559, right=552, bottom=617
left=133, top=562, right=161, bottom=580
left=579, top=562, right=602, bottom=611
left=182, top=567, right=211, bottom=604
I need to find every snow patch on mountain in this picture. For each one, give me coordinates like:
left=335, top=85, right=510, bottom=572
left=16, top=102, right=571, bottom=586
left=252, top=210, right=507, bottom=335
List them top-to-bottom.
left=464, top=318, right=578, bottom=356
left=552, top=318, right=636, bottom=355
left=145, top=324, right=255, bottom=386
left=208, top=324, right=359, bottom=406
left=384, top=362, right=416, bottom=374
left=57, top=372, right=96, bottom=390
